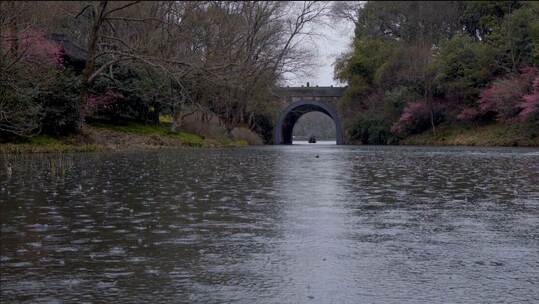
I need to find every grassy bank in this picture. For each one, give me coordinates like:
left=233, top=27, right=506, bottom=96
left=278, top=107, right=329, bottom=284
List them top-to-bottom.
left=1, top=122, right=247, bottom=154
left=90, top=122, right=206, bottom=147
left=401, top=122, right=539, bottom=147
left=0, top=135, right=101, bottom=154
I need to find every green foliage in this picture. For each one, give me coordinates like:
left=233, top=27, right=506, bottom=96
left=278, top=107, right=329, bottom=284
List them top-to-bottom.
left=336, top=0, right=539, bottom=144
left=461, top=1, right=522, bottom=39
left=486, top=2, right=539, bottom=72
left=528, top=2, right=539, bottom=63
left=435, top=34, right=495, bottom=105
left=0, top=35, right=80, bottom=139
left=335, top=38, right=398, bottom=101
left=0, top=55, right=51, bottom=139
left=91, top=65, right=158, bottom=124
left=38, top=70, right=81, bottom=136
left=0, top=84, right=42, bottom=139
left=382, top=86, right=419, bottom=119
left=347, top=90, right=415, bottom=145
left=250, top=113, right=274, bottom=144
left=349, top=114, right=394, bottom=145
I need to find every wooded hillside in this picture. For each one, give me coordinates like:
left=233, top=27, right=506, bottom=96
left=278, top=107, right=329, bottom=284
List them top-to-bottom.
left=333, top=1, right=539, bottom=145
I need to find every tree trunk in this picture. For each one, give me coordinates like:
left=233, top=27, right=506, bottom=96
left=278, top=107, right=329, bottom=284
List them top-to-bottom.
left=79, top=1, right=108, bottom=130
left=8, top=2, right=18, bottom=56
left=426, top=88, right=436, bottom=134
left=170, top=102, right=182, bottom=133
left=429, top=105, right=436, bottom=134
left=170, top=121, right=177, bottom=133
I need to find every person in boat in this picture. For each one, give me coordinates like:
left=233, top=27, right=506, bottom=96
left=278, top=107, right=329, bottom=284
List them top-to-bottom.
left=308, top=136, right=316, bottom=143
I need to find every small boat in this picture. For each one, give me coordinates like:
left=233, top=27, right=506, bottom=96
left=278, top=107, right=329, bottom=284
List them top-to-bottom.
left=308, top=136, right=316, bottom=143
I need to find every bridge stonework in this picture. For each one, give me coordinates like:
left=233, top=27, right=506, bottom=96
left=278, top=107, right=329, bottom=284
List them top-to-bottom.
left=273, top=86, right=346, bottom=145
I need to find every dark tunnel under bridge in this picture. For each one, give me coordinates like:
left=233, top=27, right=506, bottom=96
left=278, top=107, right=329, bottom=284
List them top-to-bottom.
left=274, top=100, right=343, bottom=145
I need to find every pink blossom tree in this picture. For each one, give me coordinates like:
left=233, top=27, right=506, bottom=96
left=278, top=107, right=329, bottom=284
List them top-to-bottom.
left=1, top=25, right=65, bottom=137
left=18, top=28, right=65, bottom=67
left=478, top=67, right=537, bottom=122
left=520, top=76, right=539, bottom=121
left=391, top=100, right=448, bottom=135
left=456, top=107, right=481, bottom=122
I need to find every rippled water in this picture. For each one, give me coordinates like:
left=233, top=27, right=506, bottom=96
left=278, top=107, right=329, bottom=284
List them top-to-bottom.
left=1, top=145, right=539, bottom=303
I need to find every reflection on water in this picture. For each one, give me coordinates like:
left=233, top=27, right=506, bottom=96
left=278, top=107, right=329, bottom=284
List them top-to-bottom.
left=1, top=146, right=538, bottom=303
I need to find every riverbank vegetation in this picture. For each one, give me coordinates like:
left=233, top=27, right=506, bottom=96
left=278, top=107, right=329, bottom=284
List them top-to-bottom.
left=1, top=1, right=328, bottom=149
left=2, top=1, right=538, bottom=149
left=333, top=1, right=539, bottom=145
left=0, top=120, right=248, bottom=154
left=402, top=122, right=539, bottom=147
left=0, top=135, right=100, bottom=154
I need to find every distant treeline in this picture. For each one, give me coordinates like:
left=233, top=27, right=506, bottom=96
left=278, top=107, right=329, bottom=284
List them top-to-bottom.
left=333, top=1, right=539, bottom=144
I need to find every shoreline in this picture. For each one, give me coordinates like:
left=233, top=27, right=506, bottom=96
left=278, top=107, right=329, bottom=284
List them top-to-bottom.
left=2, top=122, right=538, bottom=154
left=400, top=122, right=539, bottom=147
left=0, top=123, right=248, bottom=154
left=3, top=139, right=537, bottom=155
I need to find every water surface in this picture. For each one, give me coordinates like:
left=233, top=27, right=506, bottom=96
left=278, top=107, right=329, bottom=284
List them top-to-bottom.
left=1, top=145, right=538, bottom=303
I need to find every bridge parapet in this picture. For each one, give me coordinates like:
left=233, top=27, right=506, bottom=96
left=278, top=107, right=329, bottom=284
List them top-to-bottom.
left=274, top=86, right=345, bottom=104
left=275, top=86, right=345, bottom=97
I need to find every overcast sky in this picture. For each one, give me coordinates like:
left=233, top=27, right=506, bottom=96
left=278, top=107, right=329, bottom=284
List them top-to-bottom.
left=286, top=17, right=355, bottom=87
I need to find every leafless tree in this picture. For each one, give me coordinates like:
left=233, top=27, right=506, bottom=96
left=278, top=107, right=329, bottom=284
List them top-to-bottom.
left=1, top=1, right=331, bottom=136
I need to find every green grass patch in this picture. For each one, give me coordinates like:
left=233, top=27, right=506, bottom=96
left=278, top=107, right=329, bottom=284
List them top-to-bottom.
left=90, top=121, right=205, bottom=147
left=90, top=121, right=169, bottom=135
left=402, top=122, right=539, bottom=146
left=174, top=131, right=205, bottom=147
left=1, top=135, right=101, bottom=154
left=28, top=135, right=64, bottom=146
left=217, top=137, right=249, bottom=147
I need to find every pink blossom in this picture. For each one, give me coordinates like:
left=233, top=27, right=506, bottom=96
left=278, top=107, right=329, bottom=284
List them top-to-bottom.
left=12, top=28, right=65, bottom=67
left=478, top=66, right=537, bottom=122
left=519, top=76, right=539, bottom=121
left=84, top=90, right=124, bottom=117
left=391, top=100, right=448, bottom=134
left=392, top=101, right=428, bottom=134
left=457, top=107, right=481, bottom=121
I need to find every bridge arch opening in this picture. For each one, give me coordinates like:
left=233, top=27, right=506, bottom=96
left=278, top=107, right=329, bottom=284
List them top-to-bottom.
left=274, top=100, right=343, bottom=145
left=293, top=112, right=336, bottom=144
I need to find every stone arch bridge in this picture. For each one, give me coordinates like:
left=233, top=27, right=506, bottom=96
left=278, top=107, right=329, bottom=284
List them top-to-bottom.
left=273, top=86, right=345, bottom=144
